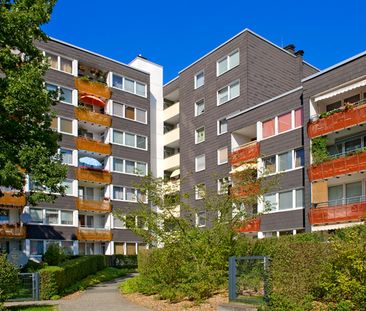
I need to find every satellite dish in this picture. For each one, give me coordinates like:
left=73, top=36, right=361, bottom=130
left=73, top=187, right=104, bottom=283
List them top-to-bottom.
left=20, top=213, right=32, bottom=224
left=7, top=250, right=29, bottom=269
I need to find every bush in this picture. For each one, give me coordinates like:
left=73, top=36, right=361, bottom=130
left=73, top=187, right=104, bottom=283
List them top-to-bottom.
left=43, top=244, right=66, bottom=266
left=0, top=253, right=19, bottom=306
left=39, top=255, right=107, bottom=299
left=108, top=255, right=137, bottom=269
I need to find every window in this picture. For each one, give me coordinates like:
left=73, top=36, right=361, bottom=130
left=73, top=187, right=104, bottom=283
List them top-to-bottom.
left=217, top=50, right=239, bottom=76
left=45, top=52, right=73, bottom=74
left=194, top=71, right=204, bottom=89
left=111, top=73, right=147, bottom=97
left=217, top=80, right=240, bottom=105
left=46, top=83, right=73, bottom=105
left=195, top=99, right=205, bottom=116
left=326, top=101, right=341, bottom=112
left=112, top=102, right=124, bottom=117
left=112, top=102, right=147, bottom=123
left=125, top=106, right=135, bottom=120
left=136, top=108, right=147, bottom=123
left=295, top=108, right=303, bottom=127
left=278, top=112, right=292, bottom=133
left=60, top=118, right=73, bottom=134
left=218, top=119, right=228, bottom=135
left=262, top=119, right=275, bottom=138
left=195, top=127, right=205, bottom=144
left=111, top=130, right=147, bottom=150
left=218, top=147, right=228, bottom=165
left=60, top=148, right=73, bottom=165
left=263, top=149, right=304, bottom=175
left=295, top=149, right=304, bottom=168
left=278, top=151, right=292, bottom=172
left=195, top=154, right=206, bottom=172
left=263, top=156, right=276, bottom=174
left=112, top=158, right=148, bottom=176
left=113, top=158, right=124, bottom=172
left=125, top=160, right=135, bottom=174
left=218, top=177, right=230, bottom=194
left=61, top=179, right=74, bottom=196
left=195, top=183, right=206, bottom=200
left=112, top=186, right=147, bottom=203
left=112, top=186, right=124, bottom=200
left=125, top=188, right=136, bottom=201
left=263, top=189, right=304, bottom=212
left=295, top=189, right=304, bottom=208
left=279, top=191, right=293, bottom=210
left=263, top=193, right=277, bottom=211
left=30, top=208, right=43, bottom=223
left=0, top=210, right=9, bottom=223
left=45, top=210, right=59, bottom=224
left=61, top=211, right=73, bottom=225
left=196, top=211, right=206, bottom=227
left=113, top=216, right=125, bottom=229
left=30, top=240, right=44, bottom=256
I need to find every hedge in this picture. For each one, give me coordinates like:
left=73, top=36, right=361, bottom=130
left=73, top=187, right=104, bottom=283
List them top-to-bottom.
left=107, top=255, right=137, bottom=269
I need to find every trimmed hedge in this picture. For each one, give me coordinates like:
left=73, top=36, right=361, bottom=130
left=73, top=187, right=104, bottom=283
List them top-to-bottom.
left=107, top=255, right=137, bottom=269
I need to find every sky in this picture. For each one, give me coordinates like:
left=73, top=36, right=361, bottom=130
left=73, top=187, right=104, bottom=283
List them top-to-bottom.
left=42, top=0, right=366, bottom=84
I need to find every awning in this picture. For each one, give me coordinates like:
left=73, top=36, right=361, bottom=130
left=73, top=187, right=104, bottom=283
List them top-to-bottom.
left=314, top=79, right=366, bottom=102
left=79, top=94, right=106, bottom=107
left=170, top=169, right=180, bottom=178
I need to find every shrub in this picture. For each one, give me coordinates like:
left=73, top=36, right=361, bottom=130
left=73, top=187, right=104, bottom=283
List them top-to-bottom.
left=43, top=244, right=66, bottom=266
left=0, top=253, right=19, bottom=306
left=108, top=255, right=137, bottom=269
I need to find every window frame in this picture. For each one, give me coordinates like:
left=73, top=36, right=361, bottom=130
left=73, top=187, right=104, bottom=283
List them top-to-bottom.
left=217, top=49, right=240, bottom=76
left=43, top=51, right=75, bottom=75
left=194, top=70, right=205, bottom=89
left=111, top=73, right=147, bottom=98
left=217, top=80, right=240, bottom=106
left=45, top=82, right=74, bottom=105
left=194, top=98, right=205, bottom=116
left=112, top=101, right=147, bottom=124
left=217, top=118, right=228, bottom=135
left=195, top=127, right=205, bottom=144
left=111, top=129, right=148, bottom=151
left=217, top=146, right=228, bottom=165
left=262, top=148, right=304, bottom=176
left=195, top=154, right=206, bottom=172
left=111, top=157, right=148, bottom=176
left=195, top=183, right=206, bottom=200
left=111, top=185, right=148, bottom=203
left=263, top=188, right=304, bottom=213
left=29, top=208, right=74, bottom=226
left=196, top=211, right=206, bottom=227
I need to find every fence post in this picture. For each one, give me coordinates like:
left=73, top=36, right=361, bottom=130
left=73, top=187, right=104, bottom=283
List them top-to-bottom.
left=228, top=256, right=236, bottom=301
left=263, top=256, right=270, bottom=304
left=33, top=273, right=40, bottom=301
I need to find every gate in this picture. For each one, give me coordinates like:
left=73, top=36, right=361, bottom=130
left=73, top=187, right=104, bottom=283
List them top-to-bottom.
left=7, top=273, right=40, bottom=301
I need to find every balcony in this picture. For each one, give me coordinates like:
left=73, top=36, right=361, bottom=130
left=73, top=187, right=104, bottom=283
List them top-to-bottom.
left=75, top=78, right=111, bottom=99
left=308, top=100, right=366, bottom=138
left=163, top=102, right=179, bottom=122
left=75, top=108, right=111, bottom=127
left=164, top=128, right=180, bottom=147
left=76, top=137, right=111, bottom=155
left=230, top=142, right=260, bottom=166
left=308, top=150, right=366, bottom=181
left=164, top=153, right=180, bottom=171
left=76, top=168, right=112, bottom=184
left=231, top=182, right=260, bottom=199
left=0, top=192, right=26, bottom=207
left=309, top=197, right=366, bottom=225
left=76, top=198, right=112, bottom=213
left=237, top=218, right=261, bottom=233
left=0, top=223, right=26, bottom=238
left=77, top=228, right=112, bottom=241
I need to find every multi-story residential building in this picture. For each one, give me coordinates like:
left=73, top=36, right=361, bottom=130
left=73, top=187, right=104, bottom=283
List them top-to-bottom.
left=1, top=29, right=366, bottom=255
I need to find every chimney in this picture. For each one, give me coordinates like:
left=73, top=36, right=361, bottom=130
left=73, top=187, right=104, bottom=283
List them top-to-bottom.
left=284, top=44, right=296, bottom=54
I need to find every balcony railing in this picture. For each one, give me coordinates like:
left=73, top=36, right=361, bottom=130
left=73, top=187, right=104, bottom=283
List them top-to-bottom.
left=75, top=78, right=111, bottom=99
left=308, top=99, right=366, bottom=138
left=75, top=108, right=111, bottom=127
left=76, top=137, right=111, bottom=155
left=230, top=141, right=260, bottom=166
left=308, top=150, right=366, bottom=181
left=76, top=167, right=112, bottom=184
left=231, top=182, right=260, bottom=199
left=0, top=192, right=26, bottom=207
left=309, top=195, right=366, bottom=225
left=76, top=198, right=112, bottom=213
left=237, top=218, right=261, bottom=233
left=0, top=223, right=26, bottom=238
left=77, top=228, right=112, bottom=241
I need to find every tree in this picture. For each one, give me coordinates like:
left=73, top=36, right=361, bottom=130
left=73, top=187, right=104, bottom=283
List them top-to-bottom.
left=0, top=0, right=67, bottom=204
left=0, top=253, right=18, bottom=307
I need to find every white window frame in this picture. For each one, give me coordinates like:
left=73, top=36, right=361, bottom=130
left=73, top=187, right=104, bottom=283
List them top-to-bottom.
left=217, top=49, right=240, bottom=76
left=43, top=51, right=76, bottom=75
left=194, top=70, right=205, bottom=89
left=110, top=73, right=147, bottom=98
left=217, top=80, right=240, bottom=106
left=46, top=82, right=75, bottom=106
left=194, top=98, right=205, bottom=116
left=111, top=101, right=147, bottom=124
left=55, top=116, right=75, bottom=136
left=217, top=118, right=228, bottom=135
left=195, top=127, right=205, bottom=144
left=111, top=129, right=148, bottom=151
left=217, top=146, right=228, bottom=165
left=59, top=148, right=75, bottom=166
left=261, top=149, right=304, bottom=176
left=195, top=154, right=206, bottom=172
left=111, top=157, right=148, bottom=176
left=217, top=177, right=230, bottom=194
left=195, top=183, right=206, bottom=200
left=111, top=185, right=148, bottom=203
left=262, top=188, right=304, bottom=213
left=29, top=208, right=75, bottom=226
left=196, top=211, right=206, bottom=228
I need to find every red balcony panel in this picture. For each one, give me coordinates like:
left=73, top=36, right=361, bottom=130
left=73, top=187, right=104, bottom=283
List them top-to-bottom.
left=308, top=103, right=366, bottom=138
left=230, top=142, right=260, bottom=166
left=309, top=151, right=366, bottom=181
left=231, top=182, right=260, bottom=199
left=309, top=202, right=366, bottom=225
left=237, top=218, right=261, bottom=233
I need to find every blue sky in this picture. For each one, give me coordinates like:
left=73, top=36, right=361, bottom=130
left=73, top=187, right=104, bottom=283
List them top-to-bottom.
left=43, top=0, right=366, bottom=83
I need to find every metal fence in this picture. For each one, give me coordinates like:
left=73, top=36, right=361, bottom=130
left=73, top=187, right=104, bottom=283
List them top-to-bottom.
left=229, top=256, right=270, bottom=306
left=7, top=273, right=40, bottom=301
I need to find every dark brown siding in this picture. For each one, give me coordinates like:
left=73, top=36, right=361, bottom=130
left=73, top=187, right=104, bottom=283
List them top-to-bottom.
left=261, top=209, right=304, bottom=231
left=27, top=225, right=77, bottom=240
left=112, top=229, right=144, bottom=242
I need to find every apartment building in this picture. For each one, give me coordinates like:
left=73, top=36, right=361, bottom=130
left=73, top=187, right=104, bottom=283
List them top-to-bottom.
left=0, top=38, right=163, bottom=257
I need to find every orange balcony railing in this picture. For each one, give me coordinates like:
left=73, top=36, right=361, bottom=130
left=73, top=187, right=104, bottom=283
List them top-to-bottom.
left=75, top=78, right=111, bottom=99
left=308, top=100, right=366, bottom=138
left=75, top=108, right=111, bottom=127
left=76, top=137, right=111, bottom=155
left=230, top=142, right=260, bottom=166
left=308, top=151, right=366, bottom=181
left=76, top=168, right=112, bottom=184
left=231, top=182, right=260, bottom=199
left=0, top=192, right=26, bottom=207
left=76, top=198, right=112, bottom=213
left=309, top=198, right=366, bottom=225
left=237, top=218, right=261, bottom=233
left=0, top=223, right=26, bottom=238
left=77, top=228, right=112, bottom=241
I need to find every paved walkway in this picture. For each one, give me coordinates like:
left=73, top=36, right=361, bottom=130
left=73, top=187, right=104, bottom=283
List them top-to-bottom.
left=58, top=276, right=151, bottom=311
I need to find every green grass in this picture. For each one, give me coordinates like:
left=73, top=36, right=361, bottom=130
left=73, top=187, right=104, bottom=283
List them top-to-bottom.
left=63, top=267, right=135, bottom=295
left=119, top=275, right=141, bottom=294
left=8, top=306, right=56, bottom=311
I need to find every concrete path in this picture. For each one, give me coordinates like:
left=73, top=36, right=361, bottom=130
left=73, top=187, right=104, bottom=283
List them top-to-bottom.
left=58, top=276, right=151, bottom=311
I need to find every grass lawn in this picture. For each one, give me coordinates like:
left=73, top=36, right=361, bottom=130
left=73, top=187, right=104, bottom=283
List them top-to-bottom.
left=8, top=306, right=56, bottom=311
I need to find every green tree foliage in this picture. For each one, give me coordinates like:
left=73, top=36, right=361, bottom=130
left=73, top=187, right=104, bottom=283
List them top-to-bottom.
left=0, top=0, right=67, bottom=204
left=311, top=136, right=329, bottom=164
left=43, top=244, right=66, bottom=266
left=0, top=253, right=19, bottom=306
